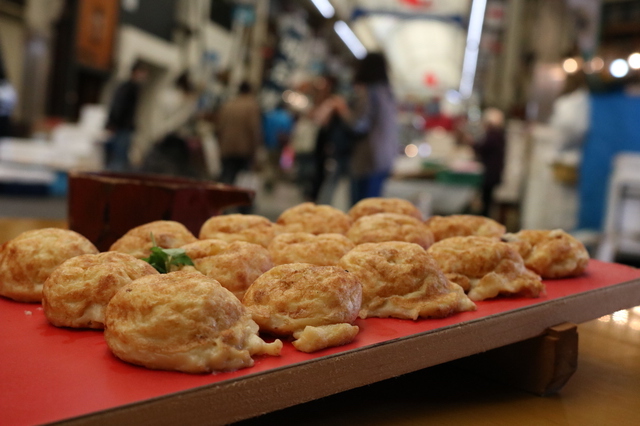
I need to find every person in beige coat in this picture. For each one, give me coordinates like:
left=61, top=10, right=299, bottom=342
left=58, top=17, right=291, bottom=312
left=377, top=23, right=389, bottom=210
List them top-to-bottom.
left=216, top=81, right=263, bottom=185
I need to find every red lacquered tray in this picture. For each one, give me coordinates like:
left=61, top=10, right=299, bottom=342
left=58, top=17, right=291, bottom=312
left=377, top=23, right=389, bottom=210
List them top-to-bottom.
left=1, top=260, right=639, bottom=426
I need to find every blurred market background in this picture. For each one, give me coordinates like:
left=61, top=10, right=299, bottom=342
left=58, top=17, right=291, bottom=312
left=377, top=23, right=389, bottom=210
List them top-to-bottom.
left=0, top=0, right=639, bottom=265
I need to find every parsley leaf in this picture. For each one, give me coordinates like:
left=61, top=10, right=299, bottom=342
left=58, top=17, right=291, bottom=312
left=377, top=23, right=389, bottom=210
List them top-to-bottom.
left=142, top=234, right=194, bottom=273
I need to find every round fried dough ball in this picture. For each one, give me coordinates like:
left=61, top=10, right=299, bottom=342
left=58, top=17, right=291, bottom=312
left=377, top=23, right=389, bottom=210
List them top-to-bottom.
left=349, top=197, right=423, bottom=221
left=277, top=202, right=352, bottom=235
left=347, top=213, right=434, bottom=249
left=199, top=214, right=282, bottom=248
left=425, top=215, right=506, bottom=242
left=109, top=220, right=197, bottom=258
left=0, top=228, right=99, bottom=302
left=502, top=229, right=589, bottom=278
left=268, top=232, right=355, bottom=266
left=427, top=236, right=544, bottom=301
left=181, top=239, right=273, bottom=299
left=339, top=242, right=476, bottom=320
left=42, top=252, right=158, bottom=329
left=243, top=263, right=362, bottom=336
left=104, top=271, right=282, bottom=373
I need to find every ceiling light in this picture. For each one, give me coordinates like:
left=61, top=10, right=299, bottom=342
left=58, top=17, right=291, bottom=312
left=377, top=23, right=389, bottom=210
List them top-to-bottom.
left=311, top=0, right=335, bottom=19
left=458, top=0, right=488, bottom=99
left=334, top=21, right=367, bottom=59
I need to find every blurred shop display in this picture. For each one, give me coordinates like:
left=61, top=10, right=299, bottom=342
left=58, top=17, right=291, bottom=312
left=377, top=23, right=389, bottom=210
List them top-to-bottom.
left=0, top=0, right=638, bottom=264
left=0, top=104, right=106, bottom=195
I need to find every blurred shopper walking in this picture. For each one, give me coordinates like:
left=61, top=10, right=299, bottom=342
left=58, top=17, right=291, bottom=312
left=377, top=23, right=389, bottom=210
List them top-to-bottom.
left=333, top=53, right=399, bottom=205
left=104, top=61, right=149, bottom=171
left=309, top=76, right=338, bottom=201
left=311, top=76, right=353, bottom=205
left=215, top=81, right=263, bottom=186
left=262, top=101, right=293, bottom=192
left=473, top=108, right=506, bottom=217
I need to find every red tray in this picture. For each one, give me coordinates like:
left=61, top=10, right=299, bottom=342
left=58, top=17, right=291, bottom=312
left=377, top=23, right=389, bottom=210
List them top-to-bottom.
left=1, top=260, right=640, bottom=425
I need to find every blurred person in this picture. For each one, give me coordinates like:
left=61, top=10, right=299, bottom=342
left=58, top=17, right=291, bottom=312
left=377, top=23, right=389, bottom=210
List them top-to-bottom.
left=333, top=52, right=399, bottom=205
left=0, top=60, right=17, bottom=139
left=104, top=61, right=149, bottom=171
left=105, top=61, right=149, bottom=172
left=549, top=71, right=590, bottom=162
left=308, top=75, right=338, bottom=202
left=311, top=77, right=353, bottom=205
left=215, top=81, right=263, bottom=186
left=262, top=101, right=294, bottom=191
left=289, top=108, right=319, bottom=199
left=473, top=108, right=506, bottom=217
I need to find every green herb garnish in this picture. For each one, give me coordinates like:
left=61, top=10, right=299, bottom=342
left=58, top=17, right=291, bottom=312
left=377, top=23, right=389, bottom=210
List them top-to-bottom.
left=142, top=234, right=194, bottom=273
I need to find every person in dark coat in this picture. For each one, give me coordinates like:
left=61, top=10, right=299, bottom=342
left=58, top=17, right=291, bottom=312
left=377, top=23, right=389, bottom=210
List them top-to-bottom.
left=104, top=61, right=149, bottom=171
left=215, top=81, right=263, bottom=186
left=473, top=108, right=506, bottom=217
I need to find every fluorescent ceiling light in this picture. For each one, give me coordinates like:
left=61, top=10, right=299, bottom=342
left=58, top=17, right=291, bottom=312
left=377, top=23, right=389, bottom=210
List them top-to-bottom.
left=311, top=0, right=335, bottom=19
left=458, top=0, right=487, bottom=99
left=334, top=21, right=367, bottom=59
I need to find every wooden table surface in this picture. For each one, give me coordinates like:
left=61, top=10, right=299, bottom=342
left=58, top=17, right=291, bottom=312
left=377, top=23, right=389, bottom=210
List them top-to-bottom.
left=0, top=218, right=67, bottom=243
left=2, top=219, right=639, bottom=426
left=237, top=308, right=640, bottom=426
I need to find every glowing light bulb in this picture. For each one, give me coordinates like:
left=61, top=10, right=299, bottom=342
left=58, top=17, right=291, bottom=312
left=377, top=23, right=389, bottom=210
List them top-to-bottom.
left=628, top=52, right=640, bottom=70
left=563, top=58, right=579, bottom=74
left=610, top=59, right=629, bottom=78
left=405, top=144, right=418, bottom=158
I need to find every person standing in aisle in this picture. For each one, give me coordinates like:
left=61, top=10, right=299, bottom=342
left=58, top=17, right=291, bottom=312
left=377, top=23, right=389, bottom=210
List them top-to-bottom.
left=333, top=52, right=399, bottom=205
left=104, top=61, right=149, bottom=171
left=311, top=76, right=353, bottom=205
left=215, top=81, right=263, bottom=186
left=262, top=101, right=293, bottom=192
left=473, top=108, right=506, bottom=217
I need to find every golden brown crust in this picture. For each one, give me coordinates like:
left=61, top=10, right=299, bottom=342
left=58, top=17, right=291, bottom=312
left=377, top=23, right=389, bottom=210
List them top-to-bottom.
left=349, top=197, right=423, bottom=221
left=276, top=202, right=352, bottom=235
left=347, top=213, right=434, bottom=249
left=199, top=214, right=282, bottom=248
left=425, top=215, right=506, bottom=242
left=109, top=220, right=197, bottom=258
left=0, top=228, right=99, bottom=302
left=502, top=229, right=589, bottom=278
left=268, top=232, right=355, bottom=266
left=427, top=236, right=544, bottom=301
left=181, top=239, right=273, bottom=299
left=339, top=242, right=476, bottom=319
left=42, top=252, right=158, bottom=329
left=242, top=263, right=362, bottom=336
left=104, top=271, right=281, bottom=373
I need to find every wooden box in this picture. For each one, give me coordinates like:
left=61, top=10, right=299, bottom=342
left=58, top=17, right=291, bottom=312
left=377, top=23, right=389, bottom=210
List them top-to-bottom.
left=67, top=171, right=254, bottom=251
